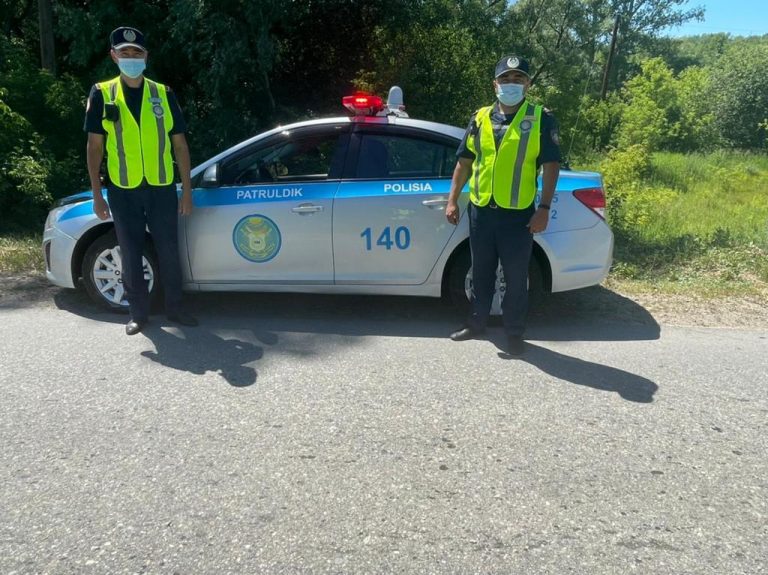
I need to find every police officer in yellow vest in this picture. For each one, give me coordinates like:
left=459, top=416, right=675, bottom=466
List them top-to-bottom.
left=86, top=27, right=197, bottom=335
left=445, top=55, right=561, bottom=356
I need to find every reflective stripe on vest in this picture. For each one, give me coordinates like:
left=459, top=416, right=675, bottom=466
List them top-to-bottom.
left=99, top=77, right=174, bottom=189
left=147, top=81, right=168, bottom=184
left=109, top=82, right=130, bottom=187
left=466, top=102, right=542, bottom=209
left=472, top=124, right=482, bottom=204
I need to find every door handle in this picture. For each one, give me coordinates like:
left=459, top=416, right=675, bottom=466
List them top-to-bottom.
left=422, top=198, right=449, bottom=208
left=291, top=204, right=324, bottom=214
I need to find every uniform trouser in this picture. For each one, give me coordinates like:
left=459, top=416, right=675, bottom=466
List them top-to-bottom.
left=107, top=184, right=183, bottom=322
left=467, top=202, right=534, bottom=337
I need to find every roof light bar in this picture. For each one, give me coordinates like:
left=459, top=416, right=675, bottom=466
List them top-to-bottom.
left=342, top=93, right=384, bottom=116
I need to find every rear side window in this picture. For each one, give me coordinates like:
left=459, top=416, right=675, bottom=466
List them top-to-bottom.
left=355, top=134, right=456, bottom=179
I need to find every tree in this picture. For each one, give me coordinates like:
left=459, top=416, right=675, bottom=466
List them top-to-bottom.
left=38, top=0, right=55, bottom=74
left=355, top=0, right=503, bottom=125
left=599, top=0, right=704, bottom=92
left=709, top=40, right=768, bottom=149
left=616, top=57, right=675, bottom=150
left=0, top=87, right=52, bottom=232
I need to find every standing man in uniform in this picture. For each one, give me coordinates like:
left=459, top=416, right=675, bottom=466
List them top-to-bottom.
left=86, top=26, right=198, bottom=335
left=445, top=55, right=561, bottom=356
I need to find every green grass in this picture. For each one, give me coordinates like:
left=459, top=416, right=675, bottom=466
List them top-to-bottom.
left=581, top=150, right=768, bottom=296
left=643, top=151, right=768, bottom=245
left=0, top=234, right=45, bottom=274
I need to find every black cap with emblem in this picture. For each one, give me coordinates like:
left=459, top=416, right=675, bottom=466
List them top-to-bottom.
left=110, top=27, right=146, bottom=52
left=494, top=55, right=530, bottom=78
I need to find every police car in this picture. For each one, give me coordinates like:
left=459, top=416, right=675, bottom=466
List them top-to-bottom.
left=43, top=87, right=613, bottom=314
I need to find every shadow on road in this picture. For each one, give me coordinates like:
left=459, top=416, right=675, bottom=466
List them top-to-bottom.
left=32, top=283, right=662, bottom=395
left=46, top=283, right=660, bottom=342
left=139, top=325, right=264, bottom=388
left=495, top=341, right=659, bottom=403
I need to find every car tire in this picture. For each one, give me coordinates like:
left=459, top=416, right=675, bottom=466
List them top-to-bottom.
left=81, top=230, right=159, bottom=311
left=447, top=246, right=472, bottom=315
left=448, top=246, right=546, bottom=315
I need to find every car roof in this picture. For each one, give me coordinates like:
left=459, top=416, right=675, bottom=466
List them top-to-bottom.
left=192, top=116, right=464, bottom=177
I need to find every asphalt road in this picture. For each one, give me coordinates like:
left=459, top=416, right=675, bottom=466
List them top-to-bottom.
left=1, top=286, right=766, bottom=574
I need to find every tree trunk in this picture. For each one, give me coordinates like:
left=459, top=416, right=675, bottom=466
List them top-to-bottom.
left=39, top=0, right=56, bottom=75
left=600, top=15, right=620, bottom=99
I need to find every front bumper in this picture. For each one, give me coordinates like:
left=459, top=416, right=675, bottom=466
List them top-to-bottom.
left=43, top=226, right=78, bottom=288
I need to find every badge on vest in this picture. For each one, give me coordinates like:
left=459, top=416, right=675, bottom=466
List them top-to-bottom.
left=149, top=97, right=164, bottom=118
left=520, top=119, right=533, bottom=133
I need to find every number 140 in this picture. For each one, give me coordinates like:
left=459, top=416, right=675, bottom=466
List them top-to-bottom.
left=361, top=226, right=411, bottom=250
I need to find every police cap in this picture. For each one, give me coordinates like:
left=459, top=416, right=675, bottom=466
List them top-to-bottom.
left=110, top=27, right=146, bottom=52
left=494, top=55, right=530, bottom=78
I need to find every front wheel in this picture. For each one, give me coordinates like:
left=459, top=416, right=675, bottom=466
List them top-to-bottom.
left=81, top=231, right=159, bottom=310
left=447, top=246, right=545, bottom=315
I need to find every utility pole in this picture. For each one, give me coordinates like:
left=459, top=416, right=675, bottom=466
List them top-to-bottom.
left=39, top=0, right=56, bottom=75
left=600, top=14, right=620, bottom=100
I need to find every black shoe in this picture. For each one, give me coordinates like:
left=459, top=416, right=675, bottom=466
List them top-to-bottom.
left=167, top=312, right=198, bottom=327
left=125, top=319, right=146, bottom=336
left=450, top=326, right=483, bottom=341
left=507, top=335, right=525, bottom=356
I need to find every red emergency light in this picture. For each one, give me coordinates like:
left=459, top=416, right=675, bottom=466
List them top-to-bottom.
left=343, top=93, right=384, bottom=116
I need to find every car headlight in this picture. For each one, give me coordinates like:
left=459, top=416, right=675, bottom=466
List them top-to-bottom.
left=53, top=193, right=92, bottom=208
left=45, top=195, right=91, bottom=229
left=45, top=206, right=67, bottom=230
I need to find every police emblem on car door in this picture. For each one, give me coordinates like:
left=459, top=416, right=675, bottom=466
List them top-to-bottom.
left=185, top=125, right=349, bottom=283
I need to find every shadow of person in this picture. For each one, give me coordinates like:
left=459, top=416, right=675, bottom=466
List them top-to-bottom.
left=527, top=286, right=661, bottom=342
left=140, top=325, right=263, bottom=388
left=498, top=341, right=659, bottom=403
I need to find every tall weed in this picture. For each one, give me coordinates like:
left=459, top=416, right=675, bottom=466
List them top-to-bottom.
left=594, top=150, right=768, bottom=293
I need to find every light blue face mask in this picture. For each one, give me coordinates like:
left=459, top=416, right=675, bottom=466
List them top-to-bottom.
left=117, top=58, right=146, bottom=79
left=496, top=82, right=525, bottom=107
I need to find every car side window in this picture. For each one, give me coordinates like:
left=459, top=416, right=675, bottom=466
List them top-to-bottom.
left=221, top=132, right=341, bottom=186
left=356, top=134, right=456, bottom=179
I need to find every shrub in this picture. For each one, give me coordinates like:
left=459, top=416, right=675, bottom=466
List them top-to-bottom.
left=0, top=92, right=53, bottom=233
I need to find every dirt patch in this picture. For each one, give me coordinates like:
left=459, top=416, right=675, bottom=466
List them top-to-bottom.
left=2, top=271, right=767, bottom=329
left=0, top=273, right=61, bottom=308
left=623, top=292, right=768, bottom=329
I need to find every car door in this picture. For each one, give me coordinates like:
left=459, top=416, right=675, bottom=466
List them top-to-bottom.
left=186, top=125, right=349, bottom=284
left=333, top=126, right=461, bottom=284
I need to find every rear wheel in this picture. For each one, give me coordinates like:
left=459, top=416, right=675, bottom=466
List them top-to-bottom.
left=81, top=231, right=159, bottom=311
left=447, top=246, right=545, bottom=315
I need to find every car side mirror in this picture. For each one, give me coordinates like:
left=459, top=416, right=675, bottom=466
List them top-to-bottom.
left=201, top=163, right=220, bottom=188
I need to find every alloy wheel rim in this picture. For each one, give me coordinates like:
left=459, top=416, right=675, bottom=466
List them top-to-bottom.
left=91, top=246, right=154, bottom=307
left=465, top=265, right=505, bottom=316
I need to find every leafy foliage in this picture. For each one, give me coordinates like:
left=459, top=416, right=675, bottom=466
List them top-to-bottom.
left=0, top=0, right=765, bottom=234
left=709, top=40, right=768, bottom=150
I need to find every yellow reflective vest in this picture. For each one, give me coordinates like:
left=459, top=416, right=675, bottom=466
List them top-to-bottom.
left=98, top=76, right=174, bottom=189
left=466, top=101, right=542, bottom=209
